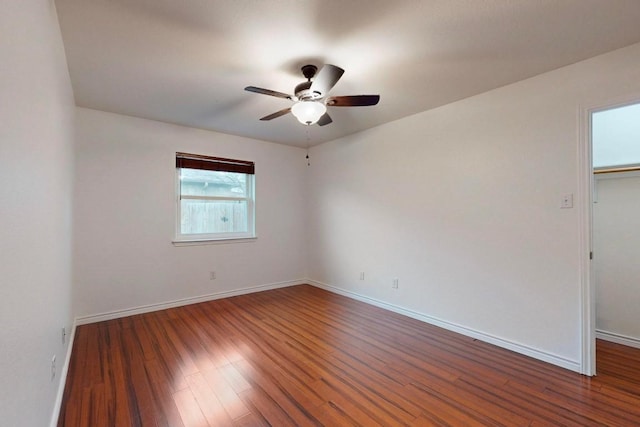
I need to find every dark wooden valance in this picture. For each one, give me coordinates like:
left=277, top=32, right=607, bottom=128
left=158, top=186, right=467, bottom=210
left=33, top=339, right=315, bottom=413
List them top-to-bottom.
left=176, top=152, right=254, bottom=174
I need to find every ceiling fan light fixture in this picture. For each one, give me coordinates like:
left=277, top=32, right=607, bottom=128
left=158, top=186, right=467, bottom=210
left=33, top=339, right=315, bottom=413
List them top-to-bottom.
left=246, top=64, right=378, bottom=127
left=291, top=100, right=326, bottom=125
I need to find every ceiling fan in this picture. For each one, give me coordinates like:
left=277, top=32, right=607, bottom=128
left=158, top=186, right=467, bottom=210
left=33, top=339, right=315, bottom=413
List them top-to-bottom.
left=245, top=64, right=380, bottom=126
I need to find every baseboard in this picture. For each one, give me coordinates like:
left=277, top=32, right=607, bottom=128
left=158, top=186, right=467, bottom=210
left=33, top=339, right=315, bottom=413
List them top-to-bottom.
left=51, top=278, right=580, bottom=425
left=53, top=279, right=305, bottom=426
left=75, top=279, right=305, bottom=325
left=308, top=280, right=581, bottom=373
left=50, top=320, right=77, bottom=427
left=597, top=329, right=640, bottom=349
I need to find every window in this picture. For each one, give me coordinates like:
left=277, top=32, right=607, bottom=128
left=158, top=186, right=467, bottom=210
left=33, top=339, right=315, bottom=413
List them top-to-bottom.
left=175, top=152, right=255, bottom=242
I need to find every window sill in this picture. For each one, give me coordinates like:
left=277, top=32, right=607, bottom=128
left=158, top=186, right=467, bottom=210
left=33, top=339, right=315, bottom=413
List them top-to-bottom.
left=172, top=237, right=257, bottom=247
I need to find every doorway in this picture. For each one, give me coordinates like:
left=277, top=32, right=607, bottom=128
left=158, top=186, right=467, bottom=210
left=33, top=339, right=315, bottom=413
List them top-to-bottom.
left=583, top=100, right=640, bottom=375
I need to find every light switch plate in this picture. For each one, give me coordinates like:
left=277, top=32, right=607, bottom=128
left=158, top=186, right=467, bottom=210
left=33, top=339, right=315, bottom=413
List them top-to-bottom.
left=561, top=193, right=573, bottom=209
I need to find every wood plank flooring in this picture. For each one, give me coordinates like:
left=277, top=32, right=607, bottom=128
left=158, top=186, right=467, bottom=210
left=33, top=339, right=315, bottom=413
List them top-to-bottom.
left=58, top=285, right=640, bottom=426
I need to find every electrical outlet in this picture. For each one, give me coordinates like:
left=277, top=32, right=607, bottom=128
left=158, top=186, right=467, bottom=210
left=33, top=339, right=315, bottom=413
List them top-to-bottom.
left=209, top=271, right=216, bottom=280
left=359, top=272, right=365, bottom=281
left=392, top=278, right=399, bottom=289
left=62, top=327, right=66, bottom=344
left=51, top=355, right=56, bottom=381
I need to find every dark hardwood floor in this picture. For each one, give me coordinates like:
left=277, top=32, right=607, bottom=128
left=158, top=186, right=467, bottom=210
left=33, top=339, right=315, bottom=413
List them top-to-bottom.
left=58, top=285, right=640, bottom=426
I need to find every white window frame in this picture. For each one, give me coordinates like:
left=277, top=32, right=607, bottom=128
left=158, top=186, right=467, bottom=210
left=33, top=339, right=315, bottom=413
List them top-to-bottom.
left=174, top=154, right=256, bottom=244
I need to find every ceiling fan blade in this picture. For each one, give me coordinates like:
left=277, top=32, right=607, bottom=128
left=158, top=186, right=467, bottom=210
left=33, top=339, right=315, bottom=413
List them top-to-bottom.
left=309, top=64, right=344, bottom=97
left=245, top=86, right=292, bottom=100
left=326, top=95, right=380, bottom=107
left=260, top=107, right=291, bottom=121
left=317, top=113, right=332, bottom=126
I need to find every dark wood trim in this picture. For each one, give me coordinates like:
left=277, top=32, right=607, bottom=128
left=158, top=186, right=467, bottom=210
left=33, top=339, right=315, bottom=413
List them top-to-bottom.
left=176, top=152, right=255, bottom=175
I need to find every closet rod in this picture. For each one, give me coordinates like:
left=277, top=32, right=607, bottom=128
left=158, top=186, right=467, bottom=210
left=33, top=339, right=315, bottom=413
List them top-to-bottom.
left=594, top=165, right=640, bottom=175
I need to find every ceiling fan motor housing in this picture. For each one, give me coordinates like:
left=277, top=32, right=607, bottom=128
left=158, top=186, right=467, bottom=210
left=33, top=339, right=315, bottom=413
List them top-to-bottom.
left=295, top=65, right=323, bottom=101
left=295, top=81, right=321, bottom=101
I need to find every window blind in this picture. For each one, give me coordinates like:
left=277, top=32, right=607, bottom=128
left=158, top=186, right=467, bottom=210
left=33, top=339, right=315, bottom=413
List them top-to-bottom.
left=176, top=152, right=255, bottom=175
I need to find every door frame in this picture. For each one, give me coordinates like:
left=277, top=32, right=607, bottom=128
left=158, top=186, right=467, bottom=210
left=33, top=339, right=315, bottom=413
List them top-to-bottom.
left=579, top=93, right=640, bottom=376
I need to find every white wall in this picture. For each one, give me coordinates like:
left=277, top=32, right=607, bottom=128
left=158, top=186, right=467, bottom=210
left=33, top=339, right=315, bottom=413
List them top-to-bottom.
left=0, top=1, right=75, bottom=425
left=307, top=42, right=640, bottom=370
left=73, top=108, right=308, bottom=318
left=594, top=173, right=640, bottom=344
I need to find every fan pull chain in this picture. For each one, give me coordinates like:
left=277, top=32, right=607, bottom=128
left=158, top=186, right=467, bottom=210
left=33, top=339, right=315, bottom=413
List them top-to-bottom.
left=305, top=127, right=311, bottom=166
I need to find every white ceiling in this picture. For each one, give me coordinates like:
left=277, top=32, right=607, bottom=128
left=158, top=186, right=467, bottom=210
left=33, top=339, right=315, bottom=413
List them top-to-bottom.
left=55, top=0, right=640, bottom=148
